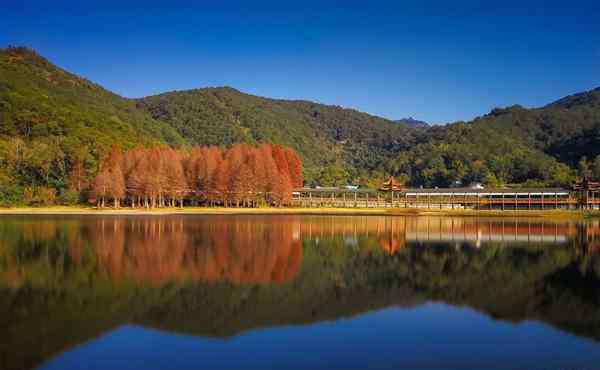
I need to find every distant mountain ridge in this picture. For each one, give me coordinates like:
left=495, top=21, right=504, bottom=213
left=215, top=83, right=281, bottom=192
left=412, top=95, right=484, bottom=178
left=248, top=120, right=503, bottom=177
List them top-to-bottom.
left=545, top=87, right=600, bottom=109
left=394, top=117, right=429, bottom=128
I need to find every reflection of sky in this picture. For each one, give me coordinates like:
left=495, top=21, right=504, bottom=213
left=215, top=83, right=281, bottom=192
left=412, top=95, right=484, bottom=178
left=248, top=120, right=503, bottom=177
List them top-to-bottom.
left=38, top=303, right=600, bottom=370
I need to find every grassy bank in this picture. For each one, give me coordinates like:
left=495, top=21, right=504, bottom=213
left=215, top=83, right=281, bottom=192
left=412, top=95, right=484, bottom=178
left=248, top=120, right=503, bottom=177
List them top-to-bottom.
left=0, top=206, right=599, bottom=220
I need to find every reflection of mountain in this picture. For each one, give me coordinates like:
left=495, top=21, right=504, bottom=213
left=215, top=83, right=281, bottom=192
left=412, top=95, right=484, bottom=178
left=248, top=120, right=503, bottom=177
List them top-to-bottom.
left=1, top=216, right=600, bottom=370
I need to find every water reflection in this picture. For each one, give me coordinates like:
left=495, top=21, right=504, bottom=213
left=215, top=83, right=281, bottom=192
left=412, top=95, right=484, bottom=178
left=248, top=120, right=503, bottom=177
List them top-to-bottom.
left=1, top=215, right=600, bottom=370
left=4, top=216, right=597, bottom=288
left=298, top=216, right=582, bottom=248
left=1, top=217, right=303, bottom=287
left=88, top=218, right=302, bottom=285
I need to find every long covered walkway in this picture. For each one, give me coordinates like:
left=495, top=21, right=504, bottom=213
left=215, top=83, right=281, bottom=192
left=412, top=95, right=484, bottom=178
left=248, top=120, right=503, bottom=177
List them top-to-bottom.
left=291, top=187, right=583, bottom=210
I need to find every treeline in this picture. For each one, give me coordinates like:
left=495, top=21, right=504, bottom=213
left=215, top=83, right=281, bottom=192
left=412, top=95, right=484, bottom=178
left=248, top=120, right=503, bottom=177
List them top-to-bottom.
left=89, top=144, right=303, bottom=208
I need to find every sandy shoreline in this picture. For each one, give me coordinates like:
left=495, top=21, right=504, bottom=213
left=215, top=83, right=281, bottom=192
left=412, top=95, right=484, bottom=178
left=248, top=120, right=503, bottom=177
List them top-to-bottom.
left=0, top=206, right=598, bottom=219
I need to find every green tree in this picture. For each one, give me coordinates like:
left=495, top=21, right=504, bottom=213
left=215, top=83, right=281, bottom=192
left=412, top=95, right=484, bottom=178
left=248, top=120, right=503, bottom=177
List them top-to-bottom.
left=593, top=155, right=600, bottom=181
left=579, top=156, right=591, bottom=178
left=450, top=160, right=466, bottom=183
left=547, top=162, right=574, bottom=186
left=316, top=165, right=349, bottom=187
left=483, top=171, right=501, bottom=187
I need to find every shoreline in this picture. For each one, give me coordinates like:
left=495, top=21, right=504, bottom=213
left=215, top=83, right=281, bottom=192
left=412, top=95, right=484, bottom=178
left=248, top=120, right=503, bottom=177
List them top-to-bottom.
left=0, top=206, right=598, bottom=220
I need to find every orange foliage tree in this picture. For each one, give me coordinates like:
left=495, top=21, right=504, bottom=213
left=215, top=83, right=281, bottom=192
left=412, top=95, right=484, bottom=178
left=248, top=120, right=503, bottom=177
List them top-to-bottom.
left=89, top=143, right=303, bottom=208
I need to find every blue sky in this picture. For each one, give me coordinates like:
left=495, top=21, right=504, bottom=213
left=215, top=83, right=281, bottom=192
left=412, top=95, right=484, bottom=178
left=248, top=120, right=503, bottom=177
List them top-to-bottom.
left=2, top=0, right=599, bottom=124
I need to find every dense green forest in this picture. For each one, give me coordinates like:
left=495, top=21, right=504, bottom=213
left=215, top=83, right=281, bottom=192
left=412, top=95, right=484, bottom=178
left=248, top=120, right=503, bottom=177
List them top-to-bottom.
left=1, top=46, right=600, bottom=206
left=0, top=47, right=187, bottom=205
left=396, top=93, right=600, bottom=188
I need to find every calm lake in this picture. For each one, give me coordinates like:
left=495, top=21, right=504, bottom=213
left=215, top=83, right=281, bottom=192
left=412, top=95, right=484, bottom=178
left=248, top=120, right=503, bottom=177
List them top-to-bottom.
left=1, top=215, right=600, bottom=370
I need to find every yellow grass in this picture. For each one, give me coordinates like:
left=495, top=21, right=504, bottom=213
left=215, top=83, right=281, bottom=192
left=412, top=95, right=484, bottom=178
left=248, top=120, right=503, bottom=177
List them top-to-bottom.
left=0, top=206, right=599, bottom=220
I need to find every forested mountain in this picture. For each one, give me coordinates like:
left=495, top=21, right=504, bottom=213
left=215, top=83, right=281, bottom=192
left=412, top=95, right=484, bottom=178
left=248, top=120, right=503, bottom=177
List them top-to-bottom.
left=1, top=46, right=600, bottom=206
left=0, top=47, right=187, bottom=204
left=0, top=47, right=186, bottom=149
left=135, top=84, right=600, bottom=189
left=136, top=88, right=420, bottom=180
left=395, top=88, right=600, bottom=187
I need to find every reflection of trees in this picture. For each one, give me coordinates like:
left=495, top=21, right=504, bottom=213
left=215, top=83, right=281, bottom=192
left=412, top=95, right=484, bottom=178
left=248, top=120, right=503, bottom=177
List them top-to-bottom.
left=0, top=217, right=303, bottom=287
left=69, top=217, right=303, bottom=285
left=583, top=220, right=600, bottom=256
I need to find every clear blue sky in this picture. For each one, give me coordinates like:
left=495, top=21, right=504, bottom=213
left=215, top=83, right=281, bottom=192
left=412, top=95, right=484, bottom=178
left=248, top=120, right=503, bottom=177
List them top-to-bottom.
left=2, top=0, right=599, bottom=124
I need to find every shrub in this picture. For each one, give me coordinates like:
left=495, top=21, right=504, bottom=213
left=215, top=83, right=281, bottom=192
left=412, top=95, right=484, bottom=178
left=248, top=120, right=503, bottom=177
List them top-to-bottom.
left=22, top=186, right=57, bottom=206
left=23, top=187, right=35, bottom=205
left=37, top=187, right=56, bottom=206
left=59, top=189, right=80, bottom=205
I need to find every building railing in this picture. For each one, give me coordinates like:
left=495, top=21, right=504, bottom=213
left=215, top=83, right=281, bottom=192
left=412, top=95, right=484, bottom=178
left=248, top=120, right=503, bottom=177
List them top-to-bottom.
left=291, top=187, right=598, bottom=209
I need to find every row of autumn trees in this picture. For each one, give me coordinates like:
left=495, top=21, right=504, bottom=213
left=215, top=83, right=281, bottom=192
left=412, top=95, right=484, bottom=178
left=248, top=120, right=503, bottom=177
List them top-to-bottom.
left=88, top=144, right=303, bottom=208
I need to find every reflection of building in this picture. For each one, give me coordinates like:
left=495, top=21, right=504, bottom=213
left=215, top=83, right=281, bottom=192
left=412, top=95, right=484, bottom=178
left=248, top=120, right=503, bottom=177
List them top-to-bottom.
left=297, top=216, right=579, bottom=250
left=405, top=218, right=575, bottom=244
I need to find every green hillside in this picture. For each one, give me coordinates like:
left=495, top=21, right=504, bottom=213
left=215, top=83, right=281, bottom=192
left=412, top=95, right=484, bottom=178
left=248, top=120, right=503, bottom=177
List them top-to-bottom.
left=0, top=47, right=187, bottom=204
left=0, top=47, right=186, bottom=148
left=135, top=85, right=600, bottom=189
left=136, top=87, right=420, bottom=181
left=390, top=88, right=600, bottom=187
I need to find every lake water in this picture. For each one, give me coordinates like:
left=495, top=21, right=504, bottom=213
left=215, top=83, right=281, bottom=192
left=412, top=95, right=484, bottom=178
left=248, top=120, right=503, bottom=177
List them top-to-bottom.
left=1, top=215, right=600, bottom=370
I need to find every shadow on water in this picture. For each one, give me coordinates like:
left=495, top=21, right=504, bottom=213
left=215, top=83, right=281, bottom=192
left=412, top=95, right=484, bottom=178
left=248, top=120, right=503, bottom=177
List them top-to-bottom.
left=1, top=215, right=600, bottom=369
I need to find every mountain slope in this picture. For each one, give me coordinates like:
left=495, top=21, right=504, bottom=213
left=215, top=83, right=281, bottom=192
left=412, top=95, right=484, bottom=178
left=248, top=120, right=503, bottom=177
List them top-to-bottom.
left=0, top=47, right=186, bottom=150
left=0, top=47, right=188, bottom=201
left=137, top=84, right=600, bottom=187
left=136, top=87, right=420, bottom=179
left=392, top=87, right=600, bottom=187
left=546, top=87, right=600, bottom=110
left=464, top=88, right=600, bottom=165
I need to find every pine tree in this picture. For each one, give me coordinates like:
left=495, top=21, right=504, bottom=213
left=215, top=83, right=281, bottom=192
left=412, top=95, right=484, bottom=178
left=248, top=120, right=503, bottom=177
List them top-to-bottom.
left=89, top=144, right=302, bottom=208
left=205, top=147, right=223, bottom=205
left=284, top=147, right=303, bottom=187
left=164, top=149, right=188, bottom=207
left=127, top=156, right=149, bottom=207
left=212, top=158, right=230, bottom=206
left=109, top=166, right=126, bottom=208
left=90, top=169, right=110, bottom=207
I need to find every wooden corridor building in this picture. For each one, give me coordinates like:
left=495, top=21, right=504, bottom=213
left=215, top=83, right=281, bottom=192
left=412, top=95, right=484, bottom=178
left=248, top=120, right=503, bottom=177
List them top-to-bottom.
left=291, top=187, right=587, bottom=210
